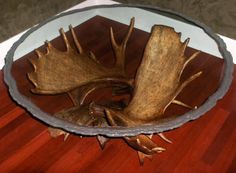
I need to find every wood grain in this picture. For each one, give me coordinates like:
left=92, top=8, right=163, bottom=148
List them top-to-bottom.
left=0, top=16, right=235, bottom=172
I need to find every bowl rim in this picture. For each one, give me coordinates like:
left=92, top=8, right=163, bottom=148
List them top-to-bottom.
left=4, top=4, right=234, bottom=137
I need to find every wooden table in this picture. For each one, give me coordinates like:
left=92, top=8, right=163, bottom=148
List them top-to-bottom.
left=0, top=16, right=235, bottom=173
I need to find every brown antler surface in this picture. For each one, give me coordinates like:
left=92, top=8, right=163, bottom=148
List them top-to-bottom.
left=110, top=17, right=135, bottom=75
left=28, top=19, right=134, bottom=94
left=105, top=25, right=202, bottom=126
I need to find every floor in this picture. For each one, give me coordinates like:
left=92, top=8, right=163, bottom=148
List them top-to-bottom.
left=0, top=0, right=236, bottom=41
left=0, top=0, right=84, bottom=42
left=118, top=0, right=236, bottom=39
left=1, top=15, right=235, bottom=172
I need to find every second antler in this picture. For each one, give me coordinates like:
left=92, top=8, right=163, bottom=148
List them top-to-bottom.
left=104, top=25, right=202, bottom=126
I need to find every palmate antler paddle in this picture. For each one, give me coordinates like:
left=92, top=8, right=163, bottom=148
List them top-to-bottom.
left=28, top=18, right=201, bottom=164
left=104, top=25, right=202, bottom=125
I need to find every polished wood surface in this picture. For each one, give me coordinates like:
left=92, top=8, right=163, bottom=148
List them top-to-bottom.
left=0, top=16, right=235, bottom=172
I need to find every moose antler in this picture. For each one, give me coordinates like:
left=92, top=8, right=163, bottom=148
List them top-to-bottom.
left=110, top=17, right=135, bottom=75
left=28, top=19, right=135, bottom=95
left=104, top=25, right=202, bottom=126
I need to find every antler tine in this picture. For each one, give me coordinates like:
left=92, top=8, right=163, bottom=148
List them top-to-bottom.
left=110, top=17, right=135, bottom=75
left=123, top=17, right=135, bottom=48
left=69, top=25, right=84, bottom=54
left=59, top=28, right=70, bottom=51
left=182, top=38, right=190, bottom=55
left=45, top=40, right=53, bottom=48
left=44, top=41, right=50, bottom=54
left=35, top=49, right=43, bottom=58
left=180, top=51, right=201, bottom=77
left=184, top=51, right=200, bottom=68
left=28, top=58, right=37, bottom=70
left=176, top=71, right=202, bottom=97
left=158, top=133, right=172, bottom=144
